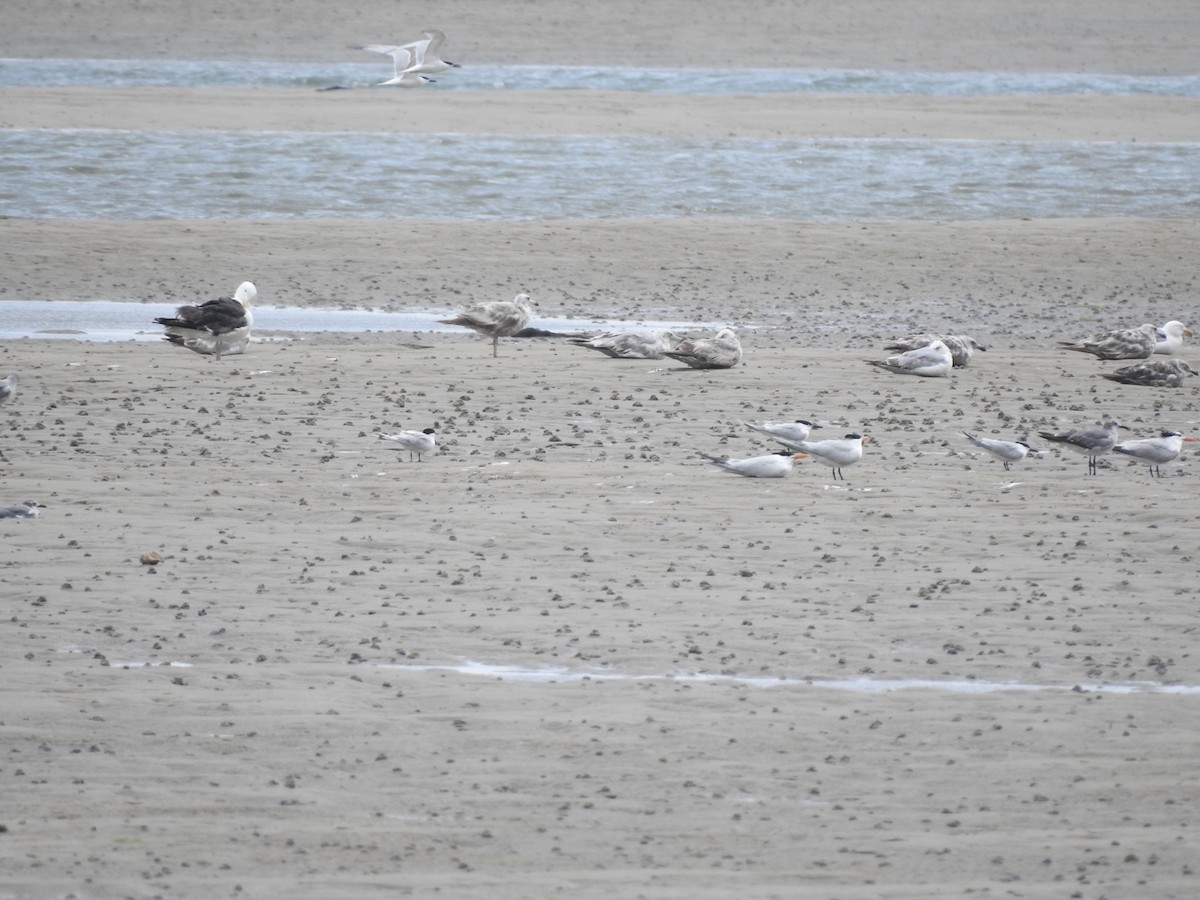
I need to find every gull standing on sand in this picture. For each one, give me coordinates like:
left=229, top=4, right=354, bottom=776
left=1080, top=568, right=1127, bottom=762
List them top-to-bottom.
left=352, top=44, right=437, bottom=86
left=154, top=281, right=256, bottom=360
left=439, top=293, right=536, bottom=357
left=1153, top=321, right=1194, bottom=355
left=1058, top=323, right=1157, bottom=360
left=663, top=328, right=743, bottom=369
left=568, top=330, right=682, bottom=359
left=885, top=334, right=986, bottom=368
left=869, top=340, right=953, bottom=377
left=1100, top=359, right=1198, bottom=388
left=0, top=373, right=17, bottom=407
left=744, top=419, right=822, bottom=450
left=1037, top=419, right=1123, bottom=475
left=380, top=427, right=437, bottom=461
left=1112, top=430, right=1197, bottom=477
left=962, top=432, right=1043, bottom=471
left=786, top=433, right=869, bottom=481
left=699, top=451, right=808, bottom=478
left=0, top=501, right=44, bottom=519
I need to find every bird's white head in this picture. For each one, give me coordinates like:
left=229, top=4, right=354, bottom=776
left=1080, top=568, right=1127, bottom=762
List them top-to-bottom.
left=234, top=282, right=258, bottom=307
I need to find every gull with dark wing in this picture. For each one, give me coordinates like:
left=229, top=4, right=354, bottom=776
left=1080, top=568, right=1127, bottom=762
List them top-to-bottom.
left=154, top=281, right=256, bottom=360
left=439, top=293, right=536, bottom=357
left=1153, top=321, right=1194, bottom=356
left=1058, top=323, right=1156, bottom=360
left=663, top=328, right=743, bottom=369
left=568, top=330, right=682, bottom=359
left=885, top=334, right=985, bottom=368
left=869, top=339, right=953, bottom=377
left=1099, top=359, right=1198, bottom=388
left=0, top=373, right=17, bottom=407
left=744, top=419, right=822, bottom=450
left=1037, top=419, right=1122, bottom=475
left=380, top=427, right=437, bottom=461
left=1112, top=430, right=1198, bottom=477
left=962, top=432, right=1043, bottom=471
left=787, top=433, right=869, bottom=481
left=699, top=451, right=808, bottom=478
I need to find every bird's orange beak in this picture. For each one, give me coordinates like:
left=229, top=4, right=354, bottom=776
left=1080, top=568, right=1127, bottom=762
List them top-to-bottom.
left=1183, top=436, right=1199, bottom=443
left=792, top=453, right=810, bottom=459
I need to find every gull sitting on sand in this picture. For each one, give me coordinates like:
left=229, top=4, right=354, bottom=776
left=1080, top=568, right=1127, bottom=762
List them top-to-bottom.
left=154, top=281, right=256, bottom=360
left=439, top=293, right=536, bottom=357
left=1153, top=321, right=1194, bottom=356
left=1058, top=323, right=1157, bottom=360
left=663, top=328, right=743, bottom=369
left=568, top=330, right=682, bottom=359
left=885, top=334, right=985, bottom=368
left=868, top=340, right=953, bottom=377
left=1099, top=359, right=1198, bottom=388
left=0, top=373, right=17, bottom=407
left=744, top=419, right=822, bottom=450
left=1037, top=419, right=1123, bottom=475
left=380, top=427, right=437, bottom=461
left=1112, top=429, right=1198, bottom=478
left=962, top=432, right=1043, bottom=471
left=786, top=433, right=869, bottom=481
left=699, top=451, right=808, bottom=478
left=0, top=501, right=45, bottom=519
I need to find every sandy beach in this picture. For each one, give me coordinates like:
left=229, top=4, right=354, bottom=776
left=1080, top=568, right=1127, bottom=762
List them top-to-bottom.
left=3, top=2, right=1200, bottom=898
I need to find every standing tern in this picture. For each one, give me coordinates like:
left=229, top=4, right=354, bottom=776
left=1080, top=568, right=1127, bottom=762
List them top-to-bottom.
left=744, top=419, right=822, bottom=450
left=1037, top=419, right=1123, bottom=475
left=380, top=428, right=437, bottom=461
left=1112, top=430, right=1198, bottom=477
left=962, top=432, right=1043, bottom=471
left=787, top=433, right=869, bottom=480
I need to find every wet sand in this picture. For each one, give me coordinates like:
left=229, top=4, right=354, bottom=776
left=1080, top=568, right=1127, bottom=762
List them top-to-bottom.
left=3, top=2, right=1200, bottom=898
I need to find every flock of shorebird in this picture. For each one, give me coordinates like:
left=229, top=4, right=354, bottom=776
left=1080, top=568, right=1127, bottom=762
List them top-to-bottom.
left=3, top=284, right=1195, bottom=523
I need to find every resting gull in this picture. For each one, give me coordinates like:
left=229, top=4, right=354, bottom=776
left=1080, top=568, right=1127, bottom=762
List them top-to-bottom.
left=154, top=281, right=256, bottom=360
left=440, top=293, right=536, bottom=357
left=1153, top=321, right=1194, bottom=356
left=1058, top=323, right=1156, bottom=360
left=663, top=328, right=743, bottom=369
left=568, top=330, right=682, bottom=359
left=884, top=334, right=985, bottom=368
left=869, top=340, right=953, bottom=377
left=1099, top=359, right=1198, bottom=388
left=0, top=372, right=17, bottom=407
left=1037, top=419, right=1123, bottom=475
left=380, top=427, right=437, bottom=461
left=1112, top=430, right=1198, bottom=478
left=962, top=432, right=1043, bottom=471
left=699, top=451, right=808, bottom=478
left=0, top=501, right=45, bottom=519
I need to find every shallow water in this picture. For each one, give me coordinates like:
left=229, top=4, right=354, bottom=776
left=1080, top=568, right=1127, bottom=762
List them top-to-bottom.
left=4, top=57, right=1200, bottom=96
left=3, top=130, right=1196, bottom=221
left=0, top=299, right=722, bottom=342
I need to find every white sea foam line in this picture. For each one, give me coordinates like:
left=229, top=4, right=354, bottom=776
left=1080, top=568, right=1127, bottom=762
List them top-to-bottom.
left=377, top=660, right=1200, bottom=695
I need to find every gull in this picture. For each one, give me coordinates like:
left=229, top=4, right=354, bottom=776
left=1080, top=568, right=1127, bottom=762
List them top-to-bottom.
left=352, top=44, right=437, bottom=86
left=154, top=281, right=256, bottom=360
left=439, top=293, right=536, bottom=357
left=1153, top=321, right=1194, bottom=356
left=1058, top=323, right=1156, bottom=360
left=663, top=328, right=743, bottom=369
left=568, top=330, right=682, bottom=359
left=884, top=334, right=986, bottom=368
left=868, top=340, right=953, bottom=377
left=1099, top=359, right=1198, bottom=388
left=0, top=372, right=17, bottom=406
left=744, top=419, right=822, bottom=450
left=1037, top=419, right=1122, bottom=475
left=380, top=427, right=436, bottom=461
left=1112, top=430, right=1198, bottom=477
left=962, top=431, right=1043, bottom=471
left=787, top=433, right=869, bottom=480
left=699, top=451, right=808, bottom=478
left=0, top=500, right=44, bottom=519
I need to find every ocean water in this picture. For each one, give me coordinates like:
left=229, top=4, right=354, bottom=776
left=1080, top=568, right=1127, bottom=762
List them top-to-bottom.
left=2, top=129, right=1196, bottom=221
